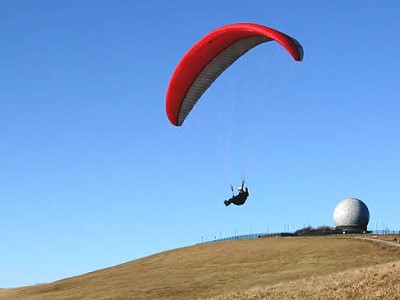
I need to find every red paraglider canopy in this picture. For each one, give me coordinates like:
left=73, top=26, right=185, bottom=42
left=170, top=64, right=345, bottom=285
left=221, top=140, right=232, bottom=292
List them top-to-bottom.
left=166, top=23, right=304, bottom=126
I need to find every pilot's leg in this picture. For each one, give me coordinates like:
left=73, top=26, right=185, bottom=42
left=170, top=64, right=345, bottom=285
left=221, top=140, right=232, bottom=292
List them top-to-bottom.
left=224, top=199, right=231, bottom=206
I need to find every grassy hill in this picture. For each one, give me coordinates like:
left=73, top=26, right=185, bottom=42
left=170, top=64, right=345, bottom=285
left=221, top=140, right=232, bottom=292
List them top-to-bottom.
left=1, top=236, right=399, bottom=299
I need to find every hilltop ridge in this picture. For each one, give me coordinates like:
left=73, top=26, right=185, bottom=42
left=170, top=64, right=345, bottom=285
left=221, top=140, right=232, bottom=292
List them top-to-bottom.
left=0, top=236, right=399, bottom=299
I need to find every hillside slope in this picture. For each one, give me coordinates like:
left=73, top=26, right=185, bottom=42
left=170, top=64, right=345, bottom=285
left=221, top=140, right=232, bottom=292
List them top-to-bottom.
left=1, top=236, right=399, bottom=299
left=210, top=260, right=400, bottom=299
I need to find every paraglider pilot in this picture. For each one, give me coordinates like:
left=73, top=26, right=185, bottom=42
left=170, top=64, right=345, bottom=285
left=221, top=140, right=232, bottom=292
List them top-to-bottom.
left=224, top=180, right=249, bottom=206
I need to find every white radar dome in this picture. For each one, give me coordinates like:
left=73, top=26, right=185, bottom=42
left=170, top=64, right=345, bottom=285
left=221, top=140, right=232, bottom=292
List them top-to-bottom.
left=333, top=198, right=370, bottom=231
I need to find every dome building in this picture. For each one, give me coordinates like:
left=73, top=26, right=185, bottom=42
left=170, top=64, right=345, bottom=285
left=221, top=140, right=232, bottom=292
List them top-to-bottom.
left=333, top=198, right=370, bottom=232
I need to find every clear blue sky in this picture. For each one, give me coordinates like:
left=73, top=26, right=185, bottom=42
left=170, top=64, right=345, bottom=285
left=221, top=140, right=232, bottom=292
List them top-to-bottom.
left=1, top=0, right=399, bottom=288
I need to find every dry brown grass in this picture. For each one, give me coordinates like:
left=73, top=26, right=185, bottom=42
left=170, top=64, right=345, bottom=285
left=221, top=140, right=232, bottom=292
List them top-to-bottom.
left=0, top=236, right=399, bottom=300
left=208, top=260, right=400, bottom=300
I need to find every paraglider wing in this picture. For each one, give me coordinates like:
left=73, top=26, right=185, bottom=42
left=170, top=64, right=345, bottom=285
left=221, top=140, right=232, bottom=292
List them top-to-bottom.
left=166, top=23, right=303, bottom=126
